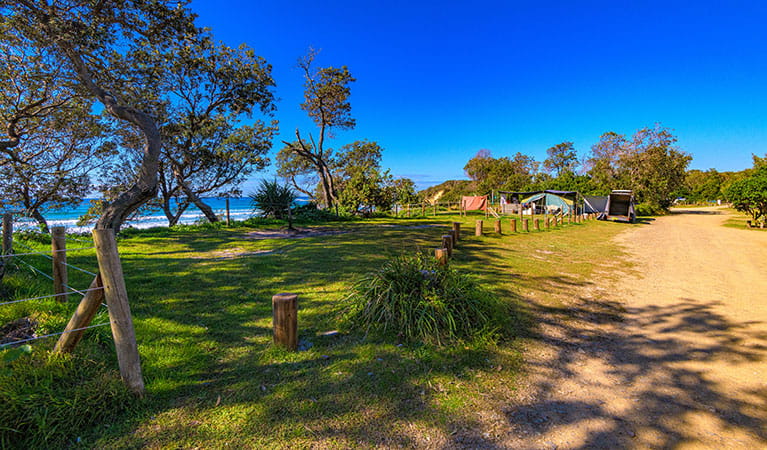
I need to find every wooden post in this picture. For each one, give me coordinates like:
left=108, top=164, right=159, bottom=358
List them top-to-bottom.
left=225, top=197, right=231, bottom=226
left=421, top=203, right=425, bottom=216
left=2, top=213, right=11, bottom=257
left=545, top=217, right=550, bottom=230
left=510, top=218, right=517, bottom=233
left=522, top=218, right=529, bottom=232
left=534, top=218, right=540, bottom=231
left=494, top=219, right=502, bottom=234
left=475, top=220, right=483, bottom=237
left=452, top=222, right=461, bottom=241
left=52, top=226, right=68, bottom=303
left=92, top=229, right=145, bottom=396
left=449, top=229, right=458, bottom=248
left=441, top=235, right=453, bottom=257
left=435, top=248, right=448, bottom=265
left=54, top=274, right=104, bottom=353
left=272, top=293, right=298, bottom=351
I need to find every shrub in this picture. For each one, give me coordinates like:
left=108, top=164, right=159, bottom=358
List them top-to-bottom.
left=250, top=180, right=297, bottom=221
left=634, top=202, right=666, bottom=216
left=343, top=253, right=508, bottom=345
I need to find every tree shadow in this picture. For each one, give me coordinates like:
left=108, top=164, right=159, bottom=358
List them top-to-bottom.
left=502, top=288, right=767, bottom=448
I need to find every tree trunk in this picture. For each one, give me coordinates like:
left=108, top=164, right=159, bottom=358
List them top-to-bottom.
left=29, top=207, right=49, bottom=233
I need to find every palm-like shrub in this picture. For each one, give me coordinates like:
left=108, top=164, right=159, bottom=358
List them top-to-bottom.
left=250, top=180, right=297, bottom=227
left=344, top=253, right=508, bottom=345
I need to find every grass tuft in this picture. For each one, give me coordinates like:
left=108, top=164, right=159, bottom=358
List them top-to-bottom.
left=343, top=252, right=510, bottom=345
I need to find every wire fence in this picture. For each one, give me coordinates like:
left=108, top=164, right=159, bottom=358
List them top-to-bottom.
left=1, top=218, right=108, bottom=349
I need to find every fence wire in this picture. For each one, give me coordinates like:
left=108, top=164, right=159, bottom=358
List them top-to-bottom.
left=0, top=321, right=111, bottom=349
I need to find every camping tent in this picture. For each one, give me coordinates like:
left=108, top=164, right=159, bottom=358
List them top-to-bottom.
left=498, top=190, right=578, bottom=216
left=583, top=195, right=608, bottom=214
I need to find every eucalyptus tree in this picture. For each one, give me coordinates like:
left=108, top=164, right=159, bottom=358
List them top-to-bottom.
left=4, top=0, right=200, bottom=231
left=0, top=22, right=114, bottom=230
left=156, top=36, right=277, bottom=225
left=280, top=48, right=355, bottom=209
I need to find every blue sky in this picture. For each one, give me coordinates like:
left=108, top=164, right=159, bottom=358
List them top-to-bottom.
left=191, top=0, right=767, bottom=191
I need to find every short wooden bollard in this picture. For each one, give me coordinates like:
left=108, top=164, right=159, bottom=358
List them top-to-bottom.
left=2, top=213, right=11, bottom=257
left=522, top=218, right=529, bottom=232
left=534, top=218, right=540, bottom=231
left=545, top=218, right=550, bottom=230
left=494, top=219, right=502, bottom=234
left=510, top=219, right=517, bottom=233
left=475, top=220, right=483, bottom=236
left=452, top=222, right=461, bottom=241
left=52, top=226, right=68, bottom=302
left=449, top=229, right=458, bottom=247
left=441, top=235, right=453, bottom=257
left=435, top=248, right=448, bottom=266
left=272, top=293, right=298, bottom=351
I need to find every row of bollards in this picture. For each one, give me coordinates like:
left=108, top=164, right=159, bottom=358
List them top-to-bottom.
left=273, top=213, right=600, bottom=352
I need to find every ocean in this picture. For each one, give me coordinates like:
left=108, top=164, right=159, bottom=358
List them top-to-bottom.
left=9, top=197, right=281, bottom=233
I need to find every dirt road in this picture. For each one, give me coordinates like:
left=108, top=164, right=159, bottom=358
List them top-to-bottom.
left=502, top=208, right=767, bottom=448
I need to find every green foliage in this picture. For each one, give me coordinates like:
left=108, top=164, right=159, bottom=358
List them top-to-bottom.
left=334, top=141, right=394, bottom=215
left=543, top=141, right=577, bottom=176
left=464, top=149, right=539, bottom=194
left=724, top=162, right=767, bottom=224
left=250, top=180, right=297, bottom=221
left=634, top=202, right=666, bottom=216
left=343, top=253, right=509, bottom=345
left=0, top=350, right=133, bottom=448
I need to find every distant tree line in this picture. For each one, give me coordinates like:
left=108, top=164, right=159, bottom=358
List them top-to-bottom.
left=421, top=126, right=762, bottom=213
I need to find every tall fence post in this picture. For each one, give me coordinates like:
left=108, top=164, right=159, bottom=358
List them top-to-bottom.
left=2, top=213, right=12, bottom=258
left=52, top=226, right=68, bottom=303
left=92, top=229, right=145, bottom=396
left=272, top=293, right=298, bottom=351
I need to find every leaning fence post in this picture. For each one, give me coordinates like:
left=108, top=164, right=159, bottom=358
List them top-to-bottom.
left=2, top=213, right=11, bottom=258
left=475, top=220, right=483, bottom=237
left=52, top=226, right=68, bottom=303
left=92, top=229, right=144, bottom=396
left=441, top=234, right=453, bottom=257
left=54, top=274, right=105, bottom=353
left=272, top=293, right=298, bottom=351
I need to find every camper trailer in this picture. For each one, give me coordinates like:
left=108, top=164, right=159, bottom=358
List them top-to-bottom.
left=604, top=190, right=635, bottom=223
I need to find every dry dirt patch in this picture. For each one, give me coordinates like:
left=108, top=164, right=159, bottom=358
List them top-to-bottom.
left=499, top=207, right=767, bottom=449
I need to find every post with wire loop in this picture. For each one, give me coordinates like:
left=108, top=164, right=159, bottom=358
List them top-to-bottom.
left=52, top=226, right=68, bottom=303
left=93, top=229, right=145, bottom=396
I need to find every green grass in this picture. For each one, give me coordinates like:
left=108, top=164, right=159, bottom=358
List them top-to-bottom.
left=721, top=208, right=767, bottom=231
left=0, top=212, right=632, bottom=447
